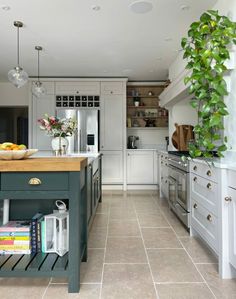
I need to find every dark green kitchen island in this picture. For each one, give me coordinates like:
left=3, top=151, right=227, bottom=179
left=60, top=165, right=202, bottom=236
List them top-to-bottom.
left=0, top=156, right=88, bottom=293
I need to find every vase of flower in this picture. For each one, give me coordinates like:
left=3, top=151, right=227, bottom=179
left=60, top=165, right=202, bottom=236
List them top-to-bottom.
left=38, top=114, right=77, bottom=155
left=51, top=136, right=69, bottom=155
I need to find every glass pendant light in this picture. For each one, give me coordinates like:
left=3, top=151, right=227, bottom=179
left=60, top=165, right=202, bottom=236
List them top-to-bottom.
left=8, top=21, right=28, bottom=88
left=32, top=46, right=46, bottom=97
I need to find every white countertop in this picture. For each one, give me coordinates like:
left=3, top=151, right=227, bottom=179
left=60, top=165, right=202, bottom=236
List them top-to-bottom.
left=34, top=151, right=100, bottom=164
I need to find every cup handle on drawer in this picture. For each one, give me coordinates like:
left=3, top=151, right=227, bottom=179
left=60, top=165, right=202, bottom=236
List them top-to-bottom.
left=193, top=165, right=197, bottom=171
left=206, top=170, right=212, bottom=176
left=193, top=177, right=197, bottom=182
left=28, top=178, right=42, bottom=185
left=207, top=183, right=212, bottom=190
left=225, top=196, right=232, bottom=202
left=193, top=203, right=197, bottom=209
left=207, top=214, right=212, bottom=222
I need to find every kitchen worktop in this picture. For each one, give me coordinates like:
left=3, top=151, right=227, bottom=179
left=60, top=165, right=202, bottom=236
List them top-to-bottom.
left=0, top=156, right=88, bottom=172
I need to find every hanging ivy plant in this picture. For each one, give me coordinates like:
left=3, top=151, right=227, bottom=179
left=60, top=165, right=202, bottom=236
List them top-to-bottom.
left=181, top=10, right=236, bottom=158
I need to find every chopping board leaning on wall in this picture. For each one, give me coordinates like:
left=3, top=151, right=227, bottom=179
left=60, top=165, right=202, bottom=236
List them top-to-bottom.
left=172, top=123, right=194, bottom=151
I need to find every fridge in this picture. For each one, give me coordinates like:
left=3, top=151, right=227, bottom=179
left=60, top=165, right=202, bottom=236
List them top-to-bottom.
left=56, top=109, right=99, bottom=153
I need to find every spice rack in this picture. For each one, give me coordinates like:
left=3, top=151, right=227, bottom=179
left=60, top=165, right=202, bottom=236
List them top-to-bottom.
left=127, top=85, right=168, bottom=128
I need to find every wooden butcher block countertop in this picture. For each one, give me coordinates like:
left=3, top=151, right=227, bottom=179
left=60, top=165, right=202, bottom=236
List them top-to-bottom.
left=0, top=157, right=88, bottom=172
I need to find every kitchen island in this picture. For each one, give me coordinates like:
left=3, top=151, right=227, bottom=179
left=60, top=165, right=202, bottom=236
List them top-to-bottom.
left=0, top=156, right=88, bottom=293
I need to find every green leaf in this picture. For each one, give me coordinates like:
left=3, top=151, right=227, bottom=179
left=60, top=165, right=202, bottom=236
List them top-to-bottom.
left=200, top=12, right=211, bottom=23
left=181, top=37, right=187, bottom=48
left=209, top=113, right=221, bottom=127
left=217, top=144, right=227, bottom=152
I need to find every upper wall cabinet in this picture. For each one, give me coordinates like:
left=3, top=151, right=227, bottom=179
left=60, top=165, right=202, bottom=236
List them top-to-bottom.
left=55, top=82, right=100, bottom=95
left=101, top=82, right=124, bottom=95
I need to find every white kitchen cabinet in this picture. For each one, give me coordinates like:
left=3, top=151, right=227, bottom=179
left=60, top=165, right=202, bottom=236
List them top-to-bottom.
left=55, top=81, right=100, bottom=95
left=101, top=82, right=124, bottom=95
left=100, top=94, right=123, bottom=150
left=31, top=95, right=55, bottom=150
left=127, top=150, right=155, bottom=184
left=101, top=151, right=123, bottom=184
left=190, top=160, right=219, bottom=253
left=227, top=186, right=236, bottom=269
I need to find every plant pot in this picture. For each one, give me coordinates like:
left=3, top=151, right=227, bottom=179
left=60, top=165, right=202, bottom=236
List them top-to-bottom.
left=134, top=101, right=140, bottom=107
left=51, top=137, right=69, bottom=155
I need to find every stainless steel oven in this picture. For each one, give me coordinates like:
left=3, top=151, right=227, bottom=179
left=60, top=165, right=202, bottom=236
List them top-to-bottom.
left=167, top=152, right=190, bottom=228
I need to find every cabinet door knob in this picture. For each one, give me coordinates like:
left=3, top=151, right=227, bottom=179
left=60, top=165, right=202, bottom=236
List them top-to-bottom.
left=76, top=91, right=79, bottom=94
left=110, top=91, right=113, bottom=94
left=128, top=153, right=130, bottom=156
left=193, top=165, right=197, bottom=171
left=206, top=170, right=212, bottom=176
left=193, top=177, right=197, bottom=182
left=28, top=178, right=41, bottom=185
left=207, top=183, right=212, bottom=190
left=225, top=196, right=232, bottom=202
left=193, top=203, right=198, bottom=209
left=207, top=214, right=212, bottom=222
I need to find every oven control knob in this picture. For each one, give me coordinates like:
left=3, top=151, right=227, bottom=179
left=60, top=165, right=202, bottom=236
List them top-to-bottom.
left=178, top=161, right=182, bottom=164
left=184, top=163, right=188, bottom=167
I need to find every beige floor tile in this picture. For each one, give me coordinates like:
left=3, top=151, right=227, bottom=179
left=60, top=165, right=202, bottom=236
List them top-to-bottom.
left=109, top=200, right=134, bottom=209
left=96, top=202, right=110, bottom=214
left=109, top=207, right=136, bottom=220
left=162, top=209, right=189, bottom=237
left=138, top=213, right=170, bottom=227
left=91, top=214, right=108, bottom=227
left=108, top=220, right=140, bottom=237
left=88, top=225, right=107, bottom=249
left=142, top=228, right=182, bottom=248
left=105, top=237, right=147, bottom=263
left=180, top=237, right=217, bottom=264
left=80, top=249, right=104, bottom=283
left=147, top=249, right=203, bottom=283
left=101, top=263, right=157, bottom=299
left=197, top=263, right=236, bottom=299
left=0, top=277, right=49, bottom=299
left=44, top=283, right=100, bottom=299
left=156, top=283, right=215, bottom=299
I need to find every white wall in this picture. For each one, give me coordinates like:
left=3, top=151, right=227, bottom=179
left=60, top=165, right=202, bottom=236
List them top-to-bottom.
left=0, top=82, right=29, bottom=106
left=127, top=128, right=168, bottom=149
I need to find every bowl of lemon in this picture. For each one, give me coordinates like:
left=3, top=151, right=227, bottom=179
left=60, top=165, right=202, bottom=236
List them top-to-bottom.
left=0, top=143, right=38, bottom=160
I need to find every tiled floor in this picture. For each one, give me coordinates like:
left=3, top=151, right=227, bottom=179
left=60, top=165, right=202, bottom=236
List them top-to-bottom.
left=1, top=190, right=236, bottom=298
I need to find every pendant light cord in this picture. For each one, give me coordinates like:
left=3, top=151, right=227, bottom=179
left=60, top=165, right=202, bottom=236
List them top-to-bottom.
left=17, top=25, right=20, bottom=66
left=37, top=49, right=40, bottom=81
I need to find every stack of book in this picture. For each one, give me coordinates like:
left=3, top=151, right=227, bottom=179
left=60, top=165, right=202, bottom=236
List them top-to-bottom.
left=31, top=213, right=44, bottom=253
left=0, top=221, right=31, bottom=254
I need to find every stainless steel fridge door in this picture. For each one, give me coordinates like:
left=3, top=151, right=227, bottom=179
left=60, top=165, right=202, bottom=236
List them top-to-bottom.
left=56, top=109, right=99, bottom=153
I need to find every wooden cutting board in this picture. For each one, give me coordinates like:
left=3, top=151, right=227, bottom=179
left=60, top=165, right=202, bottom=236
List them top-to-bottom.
left=171, top=123, right=194, bottom=151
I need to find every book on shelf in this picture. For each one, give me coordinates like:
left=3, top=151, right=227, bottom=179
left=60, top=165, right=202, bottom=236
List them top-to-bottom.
left=31, top=212, right=43, bottom=253
left=0, top=221, right=31, bottom=232
left=0, top=232, right=30, bottom=237
left=0, top=236, right=30, bottom=241
left=0, top=240, right=30, bottom=245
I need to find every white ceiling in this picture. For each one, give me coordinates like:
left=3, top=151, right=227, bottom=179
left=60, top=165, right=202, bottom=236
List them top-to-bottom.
left=0, top=0, right=217, bottom=81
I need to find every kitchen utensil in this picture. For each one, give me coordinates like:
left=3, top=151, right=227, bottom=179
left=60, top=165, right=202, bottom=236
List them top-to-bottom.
left=171, top=123, right=194, bottom=150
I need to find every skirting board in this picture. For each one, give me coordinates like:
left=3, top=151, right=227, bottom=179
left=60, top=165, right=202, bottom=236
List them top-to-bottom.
left=102, top=184, right=159, bottom=191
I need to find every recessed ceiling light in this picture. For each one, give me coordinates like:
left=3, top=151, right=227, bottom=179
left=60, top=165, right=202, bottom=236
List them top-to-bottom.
left=129, top=0, right=153, bottom=14
left=1, top=5, right=10, bottom=11
left=91, top=5, right=101, bottom=11
left=181, top=5, right=190, bottom=11
left=122, top=69, right=132, bottom=73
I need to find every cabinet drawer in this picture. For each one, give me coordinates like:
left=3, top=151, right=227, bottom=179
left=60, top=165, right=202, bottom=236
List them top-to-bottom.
left=55, top=81, right=100, bottom=95
left=101, top=82, right=123, bottom=95
left=191, top=161, right=218, bottom=182
left=1, top=172, right=69, bottom=191
left=191, top=174, right=218, bottom=214
left=191, top=199, right=218, bottom=252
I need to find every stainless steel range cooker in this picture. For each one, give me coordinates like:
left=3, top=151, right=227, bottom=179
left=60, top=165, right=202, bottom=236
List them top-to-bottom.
left=167, top=151, right=190, bottom=228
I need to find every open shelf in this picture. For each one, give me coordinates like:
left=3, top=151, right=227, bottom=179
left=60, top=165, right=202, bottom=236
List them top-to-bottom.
left=0, top=252, right=68, bottom=277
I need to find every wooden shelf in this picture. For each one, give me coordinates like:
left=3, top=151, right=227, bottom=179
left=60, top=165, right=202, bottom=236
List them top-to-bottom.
left=127, top=96, right=159, bottom=98
left=127, top=106, right=159, bottom=109
left=127, top=126, right=168, bottom=129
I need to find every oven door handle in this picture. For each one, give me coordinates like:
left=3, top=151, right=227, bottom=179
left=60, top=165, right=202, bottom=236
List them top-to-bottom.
left=168, top=164, right=187, bottom=176
left=168, top=176, right=176, bottom=184
left=175, top=203, right=188, bottom=216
